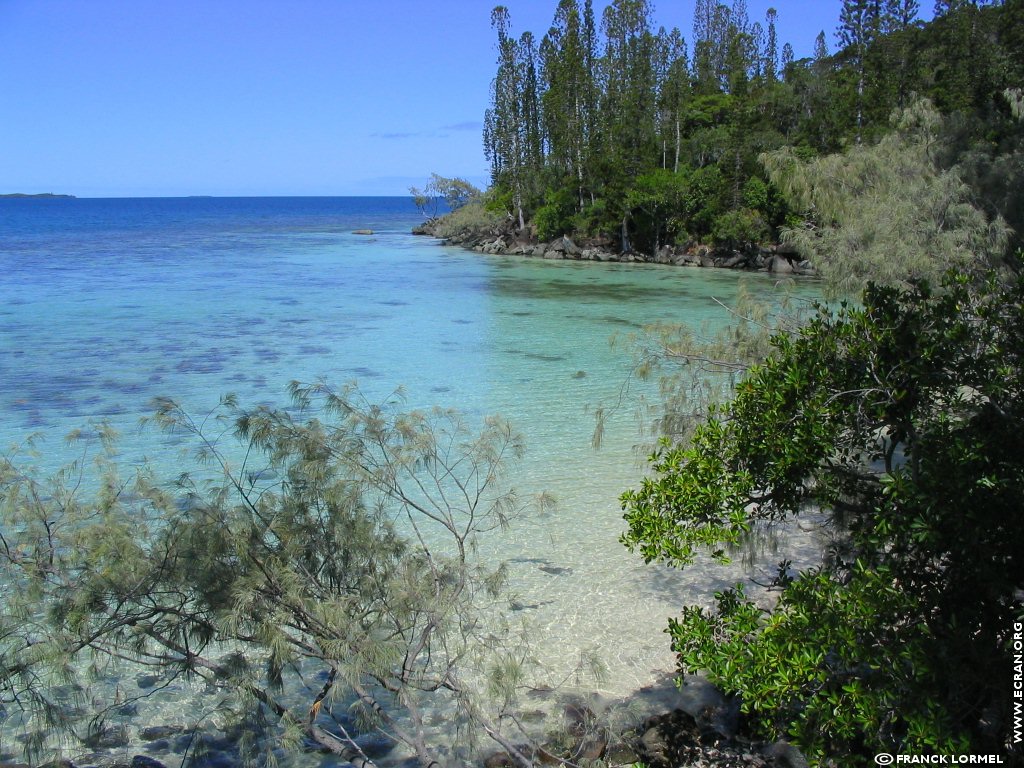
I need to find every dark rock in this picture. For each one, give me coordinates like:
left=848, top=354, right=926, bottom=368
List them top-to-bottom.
left=655, top=245, right=674, bottom=264
left=770, top=255, right=795, bottom=274
left=539, top=564, right=572, bottom=575
left=136, top=674, right=161, bottom=690
left=563, top=702, right=595, bottom=737
left=637, top=709, right=706, bottom=768
left=84, top=726, right=129, bottom=749
left=140, top=726, right=184, bottom=741
left=577, top=732, right=607, bottom=761
left=355, top=733, right=397, bottom=759
left=171, top=734, right=194, bottom=755
left=604, top=740, right=641, bottom=766
left=764, top=740, right=810, bottom=768
left=143, top=741, right=171, bottom=754
left=482, top=747, right=533, bottom=768
left=188, top=752, right=234, bottom=768
left=483, top=752, right=515, bottom=768
left=131, top=757, right=167, bottom=768
left=38, top=761, right=76, bottom=768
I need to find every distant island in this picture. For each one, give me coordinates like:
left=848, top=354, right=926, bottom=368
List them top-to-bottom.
left=0, top=192, right=76, bottom=198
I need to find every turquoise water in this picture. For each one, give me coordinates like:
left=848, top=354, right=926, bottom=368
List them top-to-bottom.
left=1, top=197, right=820, bottom=758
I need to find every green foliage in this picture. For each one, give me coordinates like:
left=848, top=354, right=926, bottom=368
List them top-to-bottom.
left=481, top=1, right=1021, bottom=258
left=762, top=99, right=1009, bottom=296
left=623, top=168, right=689, bottom=252
left=410, top=173, right=482, bottom=219
left=533, top=185, right=578, bottom=241
left=432, top=193, right=505, bottom=241
left=710, top=207, right=768, bottom=249
left=623, top=272, right=1024, bottom=762
left=607, top=281, right=809, bottom=450
left=0, top=384, right=550, bottom=767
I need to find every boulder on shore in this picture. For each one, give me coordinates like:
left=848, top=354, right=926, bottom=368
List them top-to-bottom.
left=770, top=254, right=795, bottom=274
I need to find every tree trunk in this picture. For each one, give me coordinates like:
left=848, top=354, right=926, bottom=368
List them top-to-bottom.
left=674, top=117, right=681, bottom=173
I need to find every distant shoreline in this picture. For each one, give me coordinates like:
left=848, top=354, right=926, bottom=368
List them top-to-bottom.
left=1, top=192, right=76, bottom=198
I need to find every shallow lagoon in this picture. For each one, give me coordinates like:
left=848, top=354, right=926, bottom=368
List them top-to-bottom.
left=0, top=197, right=821, bottom=759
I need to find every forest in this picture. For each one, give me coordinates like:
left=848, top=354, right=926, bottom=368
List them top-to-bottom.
left=481, top=0, right=1023, bottom=260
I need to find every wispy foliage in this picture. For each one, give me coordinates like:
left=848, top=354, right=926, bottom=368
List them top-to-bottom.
left=762, top=99, right=1009, bottom=296
left=1, top=385, right=558, bottom=767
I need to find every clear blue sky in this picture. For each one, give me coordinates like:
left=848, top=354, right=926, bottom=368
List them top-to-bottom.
left=0, top=0, right=907, bottom=198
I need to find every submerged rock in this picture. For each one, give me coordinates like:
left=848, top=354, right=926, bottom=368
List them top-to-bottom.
left=84, top=726, right=129, bottom=750
left=139, top=726, right=184, bottom=741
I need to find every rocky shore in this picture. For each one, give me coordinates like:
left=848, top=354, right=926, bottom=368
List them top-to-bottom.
left=412, top=218, right=817, bottom=277
left=479, top=674, right=809, bottom=768
left=10, top=679, right=808, bottom=768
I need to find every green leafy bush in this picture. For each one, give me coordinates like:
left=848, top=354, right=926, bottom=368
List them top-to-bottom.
left=710, top=208, right=769, bottom=249
left=623, top=273, right=1024, bottom=763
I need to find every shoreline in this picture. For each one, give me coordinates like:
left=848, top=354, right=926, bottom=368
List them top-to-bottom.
left=412, top=217, right=817, bottom=278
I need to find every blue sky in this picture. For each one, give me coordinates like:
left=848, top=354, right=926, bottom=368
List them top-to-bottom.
left=1, top=0, right=903, bottom=198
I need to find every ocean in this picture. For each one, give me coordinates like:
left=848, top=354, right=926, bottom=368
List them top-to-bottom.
left=0, top=196, right=818, bottom=762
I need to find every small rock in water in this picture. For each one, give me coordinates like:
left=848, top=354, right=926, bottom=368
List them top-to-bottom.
left=572, top=370, right=587, bottom=379
left=539, top=564, right=572, bottom=576
left=136, top=673, right=161, bottom=690
left=85, top=725, right=129, bottom=749
left=140, top=725, right=184, bottom=741
left=131, top=757, right=168, bottom=768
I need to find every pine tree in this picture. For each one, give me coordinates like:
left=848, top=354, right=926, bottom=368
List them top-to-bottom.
left=540, top=0, right=596, bottom=208
left=598, top=0, right=659, bottom=249
left=837, top=0, right=882, bottom=142
left=888, top=0, right=920, bottom=27
left=484, top=7, right=542, bottom=229
left=764, top=7, right=779, bottom=82
left=655, top=26, right=690, bottom=172
left=813, top=29, right=830, bottom=60
left=780, top=41, right=794, bottom=75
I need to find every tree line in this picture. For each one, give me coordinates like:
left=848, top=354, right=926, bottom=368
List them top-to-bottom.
left=483, top=0, right=1023, bottom=257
